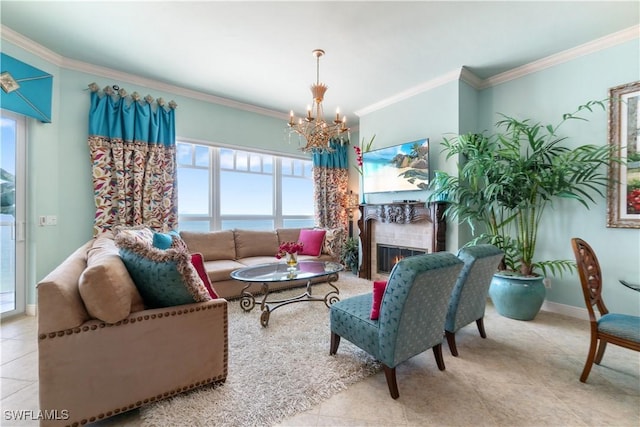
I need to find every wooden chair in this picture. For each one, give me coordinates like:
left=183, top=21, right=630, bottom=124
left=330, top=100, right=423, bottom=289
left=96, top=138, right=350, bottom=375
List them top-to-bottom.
left=571, top=237, right=640, bottom=382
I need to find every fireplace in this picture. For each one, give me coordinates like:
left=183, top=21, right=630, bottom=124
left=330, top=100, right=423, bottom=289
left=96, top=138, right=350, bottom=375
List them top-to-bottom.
left=357, top=202, right=447, bottom=280
left=377, top=244, right=426, bottom=274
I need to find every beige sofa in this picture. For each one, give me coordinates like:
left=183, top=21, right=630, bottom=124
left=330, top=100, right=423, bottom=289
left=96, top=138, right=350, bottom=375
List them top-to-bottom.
left=36, top=226, right=342, bottom=426
left=179, top=227, right=344, bottom=299
left=37, top=236, right=228, bottom=427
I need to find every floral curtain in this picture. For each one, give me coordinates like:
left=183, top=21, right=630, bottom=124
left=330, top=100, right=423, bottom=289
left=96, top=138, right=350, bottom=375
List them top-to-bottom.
left=87, top=83, right=178, bottom=235
left=312, top=138, right=349, bottom=235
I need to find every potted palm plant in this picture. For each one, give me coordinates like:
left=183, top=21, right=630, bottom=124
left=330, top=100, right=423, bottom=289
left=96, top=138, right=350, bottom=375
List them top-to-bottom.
left=427, top=101, right=616, bottom=320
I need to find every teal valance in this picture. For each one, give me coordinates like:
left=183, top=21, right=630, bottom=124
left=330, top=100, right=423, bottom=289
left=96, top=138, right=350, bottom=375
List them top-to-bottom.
left=88, top=87, right=176, bottom=146
left=312, top=139, right=349, bottom=169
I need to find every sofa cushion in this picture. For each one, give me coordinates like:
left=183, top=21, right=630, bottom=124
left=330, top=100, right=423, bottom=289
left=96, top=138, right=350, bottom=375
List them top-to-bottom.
left=321, top=227, right=345, bottom=257
left=115, top=228, right=212, bottom=308
left=276, top=228, right=302, bottom=245
left=234, top=229, right=279, bottom=258
left=299, top=229, right=326, bottom=256
left=152, top=230, right=181, bottom=250
left=180, top=230, right=236, bottom=261
left=79, top=235, right=145, bottom=323
left=191, top=253, right=219, bottom=299
left=204, top=259, right=247, bottom=283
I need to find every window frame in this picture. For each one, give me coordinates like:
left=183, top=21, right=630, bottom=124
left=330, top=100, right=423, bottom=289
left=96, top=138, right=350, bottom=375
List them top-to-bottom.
left=176, top=139, right=315, bottom=231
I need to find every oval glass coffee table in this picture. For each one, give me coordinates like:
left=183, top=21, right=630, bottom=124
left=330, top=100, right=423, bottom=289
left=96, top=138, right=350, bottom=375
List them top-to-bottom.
left=230, top=260, right=343, bottom=327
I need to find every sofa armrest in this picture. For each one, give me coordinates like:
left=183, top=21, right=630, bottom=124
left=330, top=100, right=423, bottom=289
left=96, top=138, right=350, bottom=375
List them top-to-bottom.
left=38, top=299, right=228, bottom=426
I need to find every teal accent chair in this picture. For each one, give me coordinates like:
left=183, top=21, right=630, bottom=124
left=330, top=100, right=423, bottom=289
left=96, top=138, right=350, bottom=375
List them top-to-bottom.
left=571, top=238, right=640, bottom=382
left=445, top=244, right=504, bottom=356
left=329, top=252, right=464, bottom=399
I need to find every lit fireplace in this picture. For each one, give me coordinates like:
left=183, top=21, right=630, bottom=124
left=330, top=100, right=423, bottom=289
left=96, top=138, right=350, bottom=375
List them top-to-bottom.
left=377, top=244, right=427, bottom=274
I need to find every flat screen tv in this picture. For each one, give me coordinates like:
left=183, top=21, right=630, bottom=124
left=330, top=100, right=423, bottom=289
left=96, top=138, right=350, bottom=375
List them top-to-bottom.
left=362, top=138, right=429, bottom=193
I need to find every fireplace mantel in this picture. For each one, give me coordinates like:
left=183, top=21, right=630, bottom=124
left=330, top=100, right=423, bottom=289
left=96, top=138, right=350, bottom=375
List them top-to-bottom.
left=356, top=202, right=447, bottom=279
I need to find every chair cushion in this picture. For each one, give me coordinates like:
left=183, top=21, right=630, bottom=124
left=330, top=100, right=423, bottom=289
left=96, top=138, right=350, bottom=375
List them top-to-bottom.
left=298, top=229, right=326, bottom=256
left=370, top=280, right=387, bottom=320
left=330, top=293, right=380, bottom=357
left=598, top=313, right=640, bottom=343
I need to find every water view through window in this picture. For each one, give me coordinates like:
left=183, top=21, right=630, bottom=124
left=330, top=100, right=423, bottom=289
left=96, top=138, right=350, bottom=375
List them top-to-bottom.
left=177, top=142, right=315, bottom=231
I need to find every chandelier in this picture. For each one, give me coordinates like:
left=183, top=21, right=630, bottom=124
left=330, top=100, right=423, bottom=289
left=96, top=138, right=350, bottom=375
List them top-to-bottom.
left=287, top=49, right=349, bottom=153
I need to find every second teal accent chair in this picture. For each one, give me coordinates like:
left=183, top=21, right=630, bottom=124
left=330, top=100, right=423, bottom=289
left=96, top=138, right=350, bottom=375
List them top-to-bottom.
left=445, top=244, right=504, bottom=356
left=329, top=252, right=464, bottom=399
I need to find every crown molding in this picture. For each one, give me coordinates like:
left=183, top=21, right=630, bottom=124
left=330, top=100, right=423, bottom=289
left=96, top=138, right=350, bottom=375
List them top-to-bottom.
left=356, top=24, right=639, bottom=116
left=480, top=24, right=639, bottom=89
left=1, top=25, right=288, bottom=121
left=354, top=68, right=465, bottom=117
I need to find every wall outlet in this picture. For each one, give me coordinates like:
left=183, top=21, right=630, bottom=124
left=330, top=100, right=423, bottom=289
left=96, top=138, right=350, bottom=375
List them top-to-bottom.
left=39, top=215, right=58, bottom=226
left=543, top=277, right=552, bottom=289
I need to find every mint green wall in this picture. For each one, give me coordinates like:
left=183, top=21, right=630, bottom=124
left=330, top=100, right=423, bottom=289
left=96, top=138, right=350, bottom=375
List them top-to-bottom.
left=477, top=39, right=640, bottom=316
left=2, top=40, right=310, bottom=306
left=357, top=80, right=465, bottom=252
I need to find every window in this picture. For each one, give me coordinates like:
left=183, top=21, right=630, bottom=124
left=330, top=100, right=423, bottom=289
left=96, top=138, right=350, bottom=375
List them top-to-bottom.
left=177, top=141, right=315, bottom=231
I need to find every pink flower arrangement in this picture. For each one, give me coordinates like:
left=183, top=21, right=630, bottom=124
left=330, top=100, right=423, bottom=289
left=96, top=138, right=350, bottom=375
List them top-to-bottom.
left=352, top=135, right=375, bottom=176
left=275, top=241, right=304, bottom=259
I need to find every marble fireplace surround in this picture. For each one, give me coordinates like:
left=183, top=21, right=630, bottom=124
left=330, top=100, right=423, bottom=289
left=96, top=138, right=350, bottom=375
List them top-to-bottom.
left=356, top=202, right=447, bottom=280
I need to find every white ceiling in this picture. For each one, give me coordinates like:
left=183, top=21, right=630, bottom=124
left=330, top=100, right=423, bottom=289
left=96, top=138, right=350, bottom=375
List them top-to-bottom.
left=1, top=1, right=639, bottom=126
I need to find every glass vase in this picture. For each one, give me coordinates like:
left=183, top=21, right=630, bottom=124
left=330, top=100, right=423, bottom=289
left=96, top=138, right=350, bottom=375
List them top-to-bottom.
left=286, top=252, right=298, bottom=271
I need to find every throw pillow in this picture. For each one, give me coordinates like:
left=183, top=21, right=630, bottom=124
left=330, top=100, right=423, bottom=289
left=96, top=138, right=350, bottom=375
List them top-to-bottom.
left=321, top=227, right=345, bottom=257
left=115, top=228, right=212, bottom=308
left=298, top=229, right=326, bottom=256
left=152, top=230, right=180, bottom=250
left=79, top=235, right=145, bottom=323
left=191, top=252, right=219, bottom=299
left=370, top=280, right=388, bottom=320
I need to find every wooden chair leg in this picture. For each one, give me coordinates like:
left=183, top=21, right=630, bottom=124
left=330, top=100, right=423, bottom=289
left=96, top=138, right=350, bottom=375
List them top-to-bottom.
left=476, top=317, right=487, bottom=338
left=445, top=331, right=458, bottom=357
left=329, top=332, right=341, bottom=355
left=580, top=335, right=598, bottom=382
left=594, top=339, right=607, bottom=364
left=433, top=343, right=446, bottom=371
left=383, top=365, right=399, bottom=399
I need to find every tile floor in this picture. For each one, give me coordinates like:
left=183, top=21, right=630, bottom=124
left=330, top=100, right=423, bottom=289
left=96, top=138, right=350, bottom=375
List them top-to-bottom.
left=1, top=304, right=639, bottom=426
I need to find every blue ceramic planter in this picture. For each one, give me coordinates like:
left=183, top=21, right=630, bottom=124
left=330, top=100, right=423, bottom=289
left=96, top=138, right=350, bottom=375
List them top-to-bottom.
left=489, top=273, right=546, bottom=321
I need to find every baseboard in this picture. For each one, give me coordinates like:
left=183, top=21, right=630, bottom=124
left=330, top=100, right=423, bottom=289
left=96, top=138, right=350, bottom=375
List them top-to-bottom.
left=540, top=300, right=588, bottom=320
left=26, top=304, right=37, bottom=317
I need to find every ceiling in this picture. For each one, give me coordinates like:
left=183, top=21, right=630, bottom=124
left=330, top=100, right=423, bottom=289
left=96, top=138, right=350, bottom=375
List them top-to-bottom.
left=1, top=1, right=639, bottom=126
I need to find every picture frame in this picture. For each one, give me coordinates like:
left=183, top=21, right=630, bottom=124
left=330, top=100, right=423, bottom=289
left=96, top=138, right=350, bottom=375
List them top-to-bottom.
left=607, top=80, right=640, bottom=228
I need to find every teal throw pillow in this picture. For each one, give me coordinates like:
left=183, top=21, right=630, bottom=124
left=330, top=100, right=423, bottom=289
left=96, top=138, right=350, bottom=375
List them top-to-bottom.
left=115, top=228, right=211, bottom=308
left=152, top=230, right=180, bottom=250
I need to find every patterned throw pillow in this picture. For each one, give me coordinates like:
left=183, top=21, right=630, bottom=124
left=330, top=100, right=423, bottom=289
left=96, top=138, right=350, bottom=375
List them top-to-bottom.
left=114, top=227, right=211, bottom=308
left=321, top=227, right=346, bottom=257
left=370, top=280, right=388, bottom=320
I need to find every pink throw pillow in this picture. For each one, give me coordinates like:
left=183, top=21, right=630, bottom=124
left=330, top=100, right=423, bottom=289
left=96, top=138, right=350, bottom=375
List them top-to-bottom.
left=298, top=229, right=326, bottom=256
left=191, top=253, right=219, bottom=299
left=370, top=280, right=387, bottom=320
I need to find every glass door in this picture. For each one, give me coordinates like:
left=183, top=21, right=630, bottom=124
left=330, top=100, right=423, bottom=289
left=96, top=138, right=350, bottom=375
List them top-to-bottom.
left=1, top=110, right=26, bottom=317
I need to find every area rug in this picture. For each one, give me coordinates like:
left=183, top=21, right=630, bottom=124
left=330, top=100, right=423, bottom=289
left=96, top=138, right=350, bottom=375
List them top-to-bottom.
left=140, top=274, right=381, bottom=427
